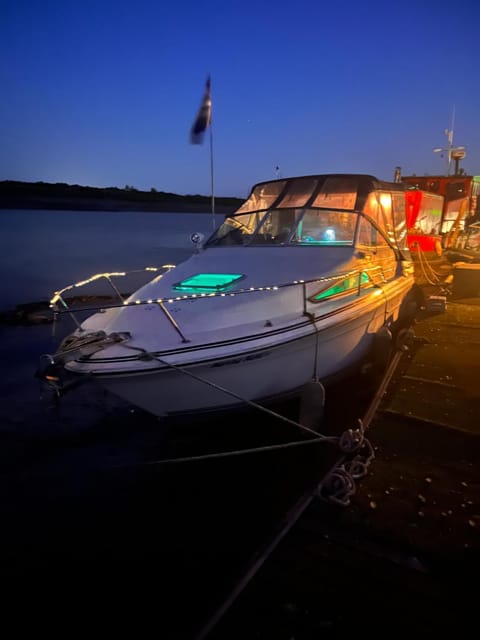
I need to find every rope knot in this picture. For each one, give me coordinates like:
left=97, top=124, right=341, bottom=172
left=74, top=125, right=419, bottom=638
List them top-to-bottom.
left=339, top=419, right=365, bottom=453
left=318, top=466, right=356, bottom=507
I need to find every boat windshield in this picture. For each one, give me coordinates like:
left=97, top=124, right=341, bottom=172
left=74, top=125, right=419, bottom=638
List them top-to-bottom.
left=205, top=208, right=358, bottom=247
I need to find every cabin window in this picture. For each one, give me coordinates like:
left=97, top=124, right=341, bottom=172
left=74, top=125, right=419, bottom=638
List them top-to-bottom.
left=275, top=177, right=318, bottom=208
left=311, top=177, right=358, bottom=210
left=235, top=181, right=287, bottom=213
left=391, top=192, right=408, bottom=247
left=363, top=193, right=382, bottom=227
left=363, top=194, right=383, bottom=231
left=207, top=208, right=358, bottom=247
left=249, top=208, right=357, bottom=245
left=252, top=208, right=302, bottom=243
left=296, top=210, right=356, bottom=245
left=205, top=212, right=265, bottom=246
left=356, top=216, right=397, bottom=282
left=356, top=217, right=389, bottom=247
left=310, top=272, right=371, bottom=302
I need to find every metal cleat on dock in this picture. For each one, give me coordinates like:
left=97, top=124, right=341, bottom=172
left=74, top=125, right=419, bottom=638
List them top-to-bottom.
left=426, top=295, right=447, bottom=313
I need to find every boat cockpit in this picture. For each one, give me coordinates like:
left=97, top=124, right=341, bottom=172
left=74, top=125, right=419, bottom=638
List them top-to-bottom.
left=205, top=174, right=409, bottom=252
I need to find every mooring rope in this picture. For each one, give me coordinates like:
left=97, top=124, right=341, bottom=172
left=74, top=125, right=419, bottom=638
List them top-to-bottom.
left=415, top=244, right=442, bottom=285
left=50, top=317, right=403, bottom=504
left=316, top=327, right=411, bottom=506
left=113, top=342, right=375, bottom=503
left=122, top=342, right=329, bottom=439
left=144, top=436, right=330, bottom=467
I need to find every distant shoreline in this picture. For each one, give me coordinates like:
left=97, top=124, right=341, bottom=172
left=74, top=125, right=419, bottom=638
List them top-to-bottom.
left=0, top=180, right=243, bottom=214
left=0, top=197, right=235, bottom=214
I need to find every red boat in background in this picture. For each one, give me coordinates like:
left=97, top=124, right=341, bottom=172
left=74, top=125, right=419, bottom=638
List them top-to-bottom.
left=401, top=173, right=480, bottom=261
left=404, top=189, right=444, bottom=257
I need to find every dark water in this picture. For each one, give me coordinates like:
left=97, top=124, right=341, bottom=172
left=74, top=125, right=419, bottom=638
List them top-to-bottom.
left=0, top=209, right=215, bottom=310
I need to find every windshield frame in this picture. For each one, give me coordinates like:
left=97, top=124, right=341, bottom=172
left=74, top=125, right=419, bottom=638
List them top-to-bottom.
left=204, top=206, right=360, bottom=248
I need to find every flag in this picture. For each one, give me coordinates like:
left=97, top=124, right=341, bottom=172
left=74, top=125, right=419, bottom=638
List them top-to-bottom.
left=190, top=76, right=211, bottom=144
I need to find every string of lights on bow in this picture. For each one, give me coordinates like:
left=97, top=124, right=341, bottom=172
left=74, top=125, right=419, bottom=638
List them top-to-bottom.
left=49, top=265, right=369, bottom=316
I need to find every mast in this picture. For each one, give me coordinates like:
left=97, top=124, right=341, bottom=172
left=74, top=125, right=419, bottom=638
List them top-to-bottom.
left=433, top=106, right=466, bottom=176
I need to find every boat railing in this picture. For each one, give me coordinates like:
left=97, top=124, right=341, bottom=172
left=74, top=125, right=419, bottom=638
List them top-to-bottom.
left=49, top=265, right=176, bottom=330
left=50, top=265, right=388, bottom=342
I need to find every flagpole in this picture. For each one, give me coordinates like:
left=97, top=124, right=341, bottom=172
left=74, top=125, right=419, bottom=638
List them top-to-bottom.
left=190, top=75, right=215, bottom=228
left=210, top=121, right=215, bottom=230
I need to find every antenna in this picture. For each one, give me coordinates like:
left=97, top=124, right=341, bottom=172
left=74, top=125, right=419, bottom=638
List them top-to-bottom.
left=433, top=106, right=466, bottom=175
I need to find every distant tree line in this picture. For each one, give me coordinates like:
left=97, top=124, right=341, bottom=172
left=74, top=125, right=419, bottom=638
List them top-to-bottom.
left=0, top=180, right=243, bottom=213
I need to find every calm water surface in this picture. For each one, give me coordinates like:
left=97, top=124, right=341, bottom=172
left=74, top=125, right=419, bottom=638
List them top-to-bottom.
left=0, top=209, right=216, bottom=310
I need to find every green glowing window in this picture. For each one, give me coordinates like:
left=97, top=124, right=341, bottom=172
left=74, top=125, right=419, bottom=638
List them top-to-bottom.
left=311, top=272, right=370, bottom=301
left=173, top=273, right=244, bottom=293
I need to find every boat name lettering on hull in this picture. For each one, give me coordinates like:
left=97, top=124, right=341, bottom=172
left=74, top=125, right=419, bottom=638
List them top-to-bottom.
left=211, top=351, right=271, bottom=368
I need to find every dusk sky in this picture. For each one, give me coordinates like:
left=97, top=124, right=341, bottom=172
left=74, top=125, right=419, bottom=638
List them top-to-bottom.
left=1, top=0, right=479, bottom=199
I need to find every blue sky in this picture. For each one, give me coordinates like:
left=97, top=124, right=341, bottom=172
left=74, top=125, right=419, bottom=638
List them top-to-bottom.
left=1, top=0, right=479, bottom=198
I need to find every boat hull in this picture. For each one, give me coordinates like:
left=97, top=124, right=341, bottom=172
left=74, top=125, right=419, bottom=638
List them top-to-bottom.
left=77, top=280, right=412, bottom=417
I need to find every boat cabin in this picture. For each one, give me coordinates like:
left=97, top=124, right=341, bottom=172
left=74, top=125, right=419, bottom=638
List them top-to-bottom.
left=206, top=174, right=409, bottom=253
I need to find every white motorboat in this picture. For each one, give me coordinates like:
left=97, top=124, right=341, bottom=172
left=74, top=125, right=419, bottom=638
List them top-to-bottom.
left=39, top=174, right=416, bottom=418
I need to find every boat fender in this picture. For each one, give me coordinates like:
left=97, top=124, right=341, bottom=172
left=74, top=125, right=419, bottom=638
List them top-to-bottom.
left=435, top=239, right=443, bottom=257
left=371, top=326, right=392, bottom=371
left=298, top=380, right=325, bottom=432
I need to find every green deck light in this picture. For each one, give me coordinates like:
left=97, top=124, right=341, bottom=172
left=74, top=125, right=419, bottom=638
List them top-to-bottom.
left=173, top=273, right=244, bottom=293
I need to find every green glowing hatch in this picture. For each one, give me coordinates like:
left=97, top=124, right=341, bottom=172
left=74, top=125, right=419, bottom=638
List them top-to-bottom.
left=173, top=273, right=244, bottom=293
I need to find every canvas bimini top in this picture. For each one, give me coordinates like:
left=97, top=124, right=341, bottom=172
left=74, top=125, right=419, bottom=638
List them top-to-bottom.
left=206, top=173, right=409, bottom=251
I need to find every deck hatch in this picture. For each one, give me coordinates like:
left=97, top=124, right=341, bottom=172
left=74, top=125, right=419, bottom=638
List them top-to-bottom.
left=173, top=273, right=244, bottom=293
